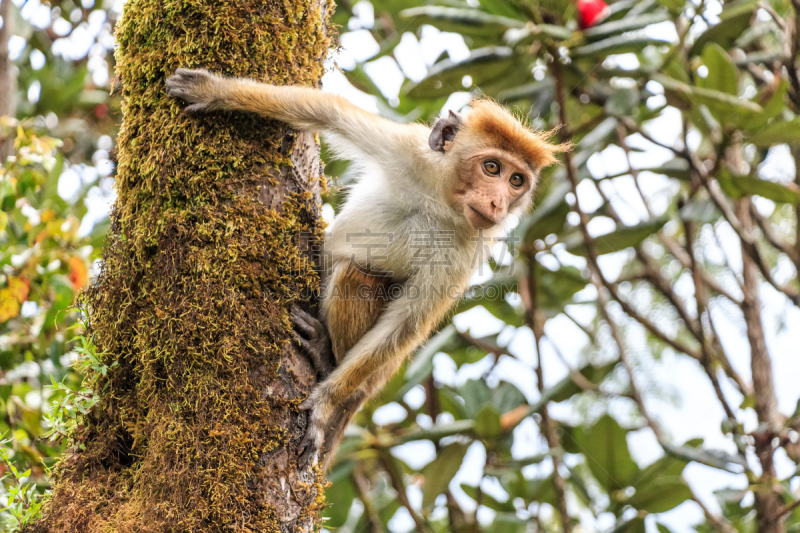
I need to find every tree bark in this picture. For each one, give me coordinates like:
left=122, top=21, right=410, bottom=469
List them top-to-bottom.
left=0, top=0, right=16, bottom=161
left=31, top=0, right=332, bottom=531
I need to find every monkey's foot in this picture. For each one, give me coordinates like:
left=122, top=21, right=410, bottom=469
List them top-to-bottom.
left=165, top=68, right=218, bottom=113
left=291, top=307, right=335, bottom=378
left=297, top=414, right=325, bottom=468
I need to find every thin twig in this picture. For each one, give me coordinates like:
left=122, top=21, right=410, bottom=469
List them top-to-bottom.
left=749, top=202, right=800, bottom=265
left=682, top=213, right=740, bottom=424
left=659, top=233, right=742, bottom=304
left=523, top=252, right=573, bottom=533
left=378, top=451, right=432, bottom=533
left=352, top=468, right=385, bottom=533
left=690, top=491, right=738, bottom=533
left=778, top=498, right=800, bottom=519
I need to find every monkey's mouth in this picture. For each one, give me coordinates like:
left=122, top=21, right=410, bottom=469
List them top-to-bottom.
left=468, top=206, right=498, bottom=227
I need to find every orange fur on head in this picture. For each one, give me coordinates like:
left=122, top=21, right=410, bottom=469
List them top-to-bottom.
left=463, top=99, right=571, bottom=169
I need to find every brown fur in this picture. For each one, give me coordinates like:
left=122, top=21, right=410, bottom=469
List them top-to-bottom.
left=463, top=99, right=570, bottom=169
left=325, top=266, right=403, bottom=362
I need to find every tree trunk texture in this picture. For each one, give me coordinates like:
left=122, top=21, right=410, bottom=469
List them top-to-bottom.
left=0, top=0, right=16, bottom=161
left=31, top=0, right=332, bottom=531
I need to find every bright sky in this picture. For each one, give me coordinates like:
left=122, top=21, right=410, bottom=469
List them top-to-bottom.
left=321, top=9, right=800, bottom=532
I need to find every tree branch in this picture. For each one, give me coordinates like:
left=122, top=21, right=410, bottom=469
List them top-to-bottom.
left=737, top=198, right=785, bottom=533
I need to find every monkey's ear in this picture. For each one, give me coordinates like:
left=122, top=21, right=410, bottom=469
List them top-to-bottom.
left=429, top=110, right=462, bottom=153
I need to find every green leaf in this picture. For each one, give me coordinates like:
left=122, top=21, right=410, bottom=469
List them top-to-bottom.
left=477, top=0, right=526, bottom=18
left=655, top=0, right=685, bottom=13
left=689, top=0, right=756, bottom=56
left=400, top=7, right=524, bottom=39
left=583, top=12, right=671, bottom=40
left=504, top=23, right=573, bottom=46
left=572, top=36, right=671, bottom=58
left=699, top=43, right=738, bottom=95
left=405, top=47, right=517, bottom=99
left=653, top=74, right=762, bottom=114
left=497, top=78, right=555, bottom=103
left=745, top=79, right=789, bottom=130
left=605, top=87, right=641, bottom=116
left=573, top=118, right=619, bottom=167
left=749, top=118, right=800, bottom=147
left=638, top=158, right=691, bottom=180
left=716, top=170, right=800, bottom=204
left=516, top=178, right=571, bottom=243
left=679, top=200, right=720, bottom=224
left=565, top=217, right=668, bottom=256
left=536, top=265, right=590, bottom=312
left=456, top=271, right=524, bottom=326
left=43, top=275, right=75, bottom=332
left=403, top=324, right=458, bottom=395
left=446, top=338, right=493, bottom=368
left=550, top=362, right=619, bottom=403
left=459, top=379, right=493, bottom=417
left=492, top=381, right=527, bottom=413
left=474, top=404, right=503, bottom=438
left=569, top=415, right=640, bottom=491
left=396, top=419, right=476, bottom=444
left=661, top=441, right=747, bottom=471
left=421, top=442, right=469, bottom=508
left=631, top=455, right=690, bottom=513
left=525, top=474, right=557, bottom=505
left=633, top=475, right=692, bottom=512
left=460, top=484, right=516, bottom=512
left=488, top=513, right=528, bottom=533
left=614, top=517, right=646, bottom=533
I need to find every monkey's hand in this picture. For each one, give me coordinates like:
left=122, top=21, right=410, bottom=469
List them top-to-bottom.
left=166, top=68, right=226, bottom=113
left=291, top=307, right=335, bottom=379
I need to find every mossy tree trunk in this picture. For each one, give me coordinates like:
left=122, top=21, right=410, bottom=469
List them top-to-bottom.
left=32, top=0, right=331, bottom=531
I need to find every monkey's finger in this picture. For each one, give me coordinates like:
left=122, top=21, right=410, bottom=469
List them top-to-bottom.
left=174, top=67, right=208, bottom=78
left=184, top=103, right=210, bottom=114
left=292, top=307, right=328, bottom=338
left=292, top=307, right=322, bottom=329
left=290, top=309, right=316, bottom=336
left=292, top=332, right=315, bottom=352
left=298, top=394, right=318, bottom=411
left=297, top=424, right=323, bottom=467
left=297, top=445, right=318, bottom=468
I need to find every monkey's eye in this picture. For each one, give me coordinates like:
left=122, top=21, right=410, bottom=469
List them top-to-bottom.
left=483, top=160, right=501, bottom=175
left=509, top=174, right=525, bottom=188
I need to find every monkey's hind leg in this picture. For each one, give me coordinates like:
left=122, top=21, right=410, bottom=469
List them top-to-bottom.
left=291, top=307, right=335, bottom=378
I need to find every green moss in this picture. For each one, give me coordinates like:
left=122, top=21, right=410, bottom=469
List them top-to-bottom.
left=30, top=0, right=331, bottom=531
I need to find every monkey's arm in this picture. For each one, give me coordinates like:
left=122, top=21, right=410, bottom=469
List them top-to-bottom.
left=166, top=69, right=423, bottom=163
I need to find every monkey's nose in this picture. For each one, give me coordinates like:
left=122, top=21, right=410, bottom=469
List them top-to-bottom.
left=489, top=198, right=505, bottom=215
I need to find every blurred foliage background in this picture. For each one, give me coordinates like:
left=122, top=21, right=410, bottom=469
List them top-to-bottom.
left=1, top=0, right=800, bottom=531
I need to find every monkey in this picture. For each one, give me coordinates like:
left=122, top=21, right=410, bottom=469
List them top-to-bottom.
left=166, top=68, right=568, bottom=468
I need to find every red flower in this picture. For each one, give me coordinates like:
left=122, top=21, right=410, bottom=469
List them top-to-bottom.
left=578, top=0, right=609, bottom=29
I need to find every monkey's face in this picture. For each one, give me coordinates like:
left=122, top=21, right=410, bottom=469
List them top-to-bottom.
left=449, top=149, right=536, bottom=231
